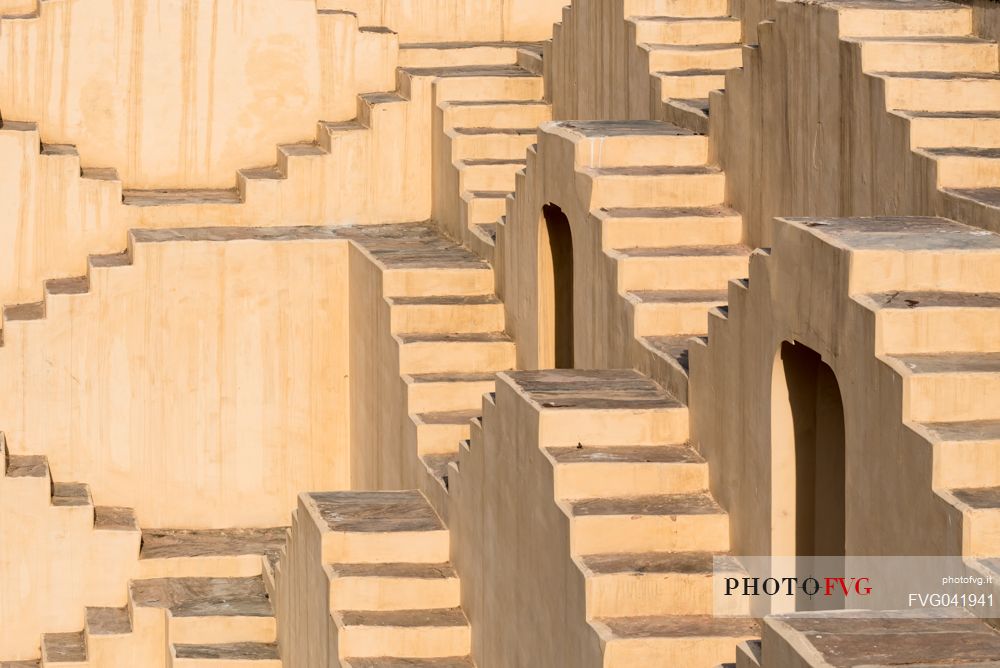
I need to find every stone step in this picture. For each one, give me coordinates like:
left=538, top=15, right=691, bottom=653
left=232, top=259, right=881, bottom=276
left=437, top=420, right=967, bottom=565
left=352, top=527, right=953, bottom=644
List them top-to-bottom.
left=626, top=0, right=729, bottom=19
left=835, top=1, right=972, bottom=39
left=630, top=16, right=741, bottom=45
left=857, top=36, right=998, bottom=73
left=398, top=42, right=529, bottom=68
left=646, top=43, right=742, bottom=73
left=516, top=45, right=543, bottom=75
left=405, top=66, right=544, bottom=102
left=656, top=69, right=727, bottom=101
left=878, top=71, right=1000, bottom=113
left=358, top=92, right=408, bottom=129
left=667, top=97, right=711, bottom=134
left=439, top=100, right=551, bottom=129
left=898, top=110, right=1000, bottom=149
left=319, top=120, right=367, bottom=151
left=547, top=120, right=708, bottom=168
left=449, top=127, right=537, bottom=161
left=275, top=142, right=324, bottom=180
left=923, top=146, right=1000, bottom=188
left=456, top=158, right=526, bottom=191
left=584, top=166, right=725, bottom=209
left=945, top=186, right=1000, bottom=217
left=122, top=188, right=241, bottom=207
left=462, top=190, right=509, bottom=226
left=597, top=206, right=742, bottom=248
left=780, top=217, right=1000, bottom=293
left=470, top=223, right=497, bottom=251
left=346, top=224, right=494, bottom=297
left=466, top=226, right=497, bottom=263
left=610, top=245, right=750, bottom=292
left=378, top=264, right=496, bottom=299
left=626, top=289, right=728, bottom=336
left=859, top=290, right=1000, bottom=354
left=387, top=295, right=504, bottom=335
left=396, top=332, right=515, bottom=374
left=639, top=335, right=696, bottom=385
left=884, top=352, right=1000, bottom=422
left=511, top=369, right=691, bottom=446
left=405, top=372, right=497, bottom=414
left=414, top=410, right=480, bottom=455
left=915, top=419, right=1000, bottom=489
left=547, top=443, right=708, bottom=499
left=4, top=448, right=49, bottom=483
left=421, top=452, right=459, bottom=491
left=51, top=482, right=91, bottom=508
left=942, top=486, right=1000, bottom=557
left=303, top=491, right=449, bottom=564
left=568, top=493, right=729, bottom=554
left=94, top=506, right=139, bottom=534
left=137, top=528, right=287, bottom=579
left=580, top=552, right=746, bottom=617
left=328, top=563, right=460, bottom=612
left=130, top=576, right=275, bottom=644
left=86, top=606, right=132, bottom=636
left=334, top=608, right=471, bottom=659
left=763, top=613, right=1000, bottom=667
left=593, top=616, right=759, bottom=668
left=40, top=632, right=87, bottom=666
left=171, top=642, right=280, bottom=667
left=343, top=658, right=474, bottom=668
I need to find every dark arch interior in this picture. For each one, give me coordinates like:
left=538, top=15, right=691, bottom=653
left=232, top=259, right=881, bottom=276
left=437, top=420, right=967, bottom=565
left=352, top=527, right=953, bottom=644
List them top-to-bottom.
left=542, top=203, right=574, bottom=369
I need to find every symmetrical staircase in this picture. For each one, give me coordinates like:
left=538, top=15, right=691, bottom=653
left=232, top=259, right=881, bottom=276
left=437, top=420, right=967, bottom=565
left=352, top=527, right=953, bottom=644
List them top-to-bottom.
left=626, top=0, right=743, bottom=130
left=838, top=0, right=1000, bottom=227
left=428, top=44, right=550, bottom=260
left=541, top=120, right=750, bottom=402
left=345, top=221, right=516, bottom=516
left=855, top=221, right=1000, bottom=559
left=451, top=370, right=758, bottom=667
left=0, top=435, right=139, bottom=664
left=279, top=490, right=473, bottom=667
left=14, top=501, right=286, bottom=667
left=41, top=527, right=285, bottom=667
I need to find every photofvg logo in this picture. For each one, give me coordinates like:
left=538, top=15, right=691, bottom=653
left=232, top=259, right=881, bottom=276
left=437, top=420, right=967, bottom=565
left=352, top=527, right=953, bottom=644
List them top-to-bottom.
left=712, top=556, right=999, bottom=618
left=723, top=575, right=872, bottom=598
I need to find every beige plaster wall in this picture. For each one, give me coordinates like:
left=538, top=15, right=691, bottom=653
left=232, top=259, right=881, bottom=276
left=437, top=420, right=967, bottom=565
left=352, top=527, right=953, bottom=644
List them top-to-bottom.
left=0, top=0, right=390, bottom=188
left=0, top=0, right=32, bottom=14
left=316, top=0, right=563, bottom=43
left=548, top=0, right=648, bottom=121
left=0, top=232, right=352, bottom=527
left=347, top=242, right=418, bottom=495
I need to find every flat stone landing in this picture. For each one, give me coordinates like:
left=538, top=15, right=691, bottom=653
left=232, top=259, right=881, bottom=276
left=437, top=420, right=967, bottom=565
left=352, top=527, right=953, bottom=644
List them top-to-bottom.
left=505, top=369, right=683, bottom=409
left=309, top=490, right=445, bottom=533
left=767, top=612, right=1000, bottom=667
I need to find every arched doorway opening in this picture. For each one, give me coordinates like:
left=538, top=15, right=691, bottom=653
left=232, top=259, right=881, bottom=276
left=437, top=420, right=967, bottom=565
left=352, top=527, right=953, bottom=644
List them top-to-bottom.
left=540, top=203, right=574, bottom=368
left=771, top=341, right=846, bottom=609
